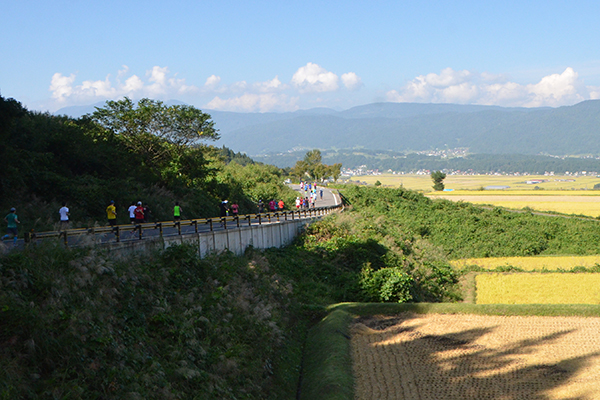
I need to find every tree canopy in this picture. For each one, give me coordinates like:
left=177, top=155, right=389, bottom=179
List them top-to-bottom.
left=292, top=149, right=342, bottom=182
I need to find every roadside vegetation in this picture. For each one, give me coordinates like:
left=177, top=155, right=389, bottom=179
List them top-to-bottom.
left=5, top=184, right=600, bottom=398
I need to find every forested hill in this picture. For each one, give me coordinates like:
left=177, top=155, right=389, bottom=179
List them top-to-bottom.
left=56, top=100, right=600, bottom=157
left=206, top=100, right=600, bottom=156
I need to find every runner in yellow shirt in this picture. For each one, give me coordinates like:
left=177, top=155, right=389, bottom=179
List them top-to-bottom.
left=106, top=201, right=117, bottom=226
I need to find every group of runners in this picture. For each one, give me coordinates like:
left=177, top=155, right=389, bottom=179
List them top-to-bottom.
left=297, top=181, right=323, bottom=209
left=3, top=185, right=327, bottom=245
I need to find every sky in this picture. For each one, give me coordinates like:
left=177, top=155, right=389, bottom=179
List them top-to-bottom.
left=3, top=0, right=600, bottom=114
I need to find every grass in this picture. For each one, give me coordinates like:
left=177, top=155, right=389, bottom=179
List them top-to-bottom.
left=451, top=255, right=600, bottom=271
left=475, top=273, right=600, bottom=304
left=299, top=309, right=355, bottom=400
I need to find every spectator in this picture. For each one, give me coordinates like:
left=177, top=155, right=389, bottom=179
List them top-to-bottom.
left=106, top=201, right=117, bottom=226
left=59, top=202, right=69, bottom=232
left=2, top=207, right=19, bottom=245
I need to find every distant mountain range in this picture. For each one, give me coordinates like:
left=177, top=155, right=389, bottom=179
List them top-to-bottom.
left=55, top=100, right=600, bottom=157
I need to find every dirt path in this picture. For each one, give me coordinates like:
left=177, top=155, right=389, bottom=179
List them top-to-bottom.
left=351, top=313, right=600, bottom=400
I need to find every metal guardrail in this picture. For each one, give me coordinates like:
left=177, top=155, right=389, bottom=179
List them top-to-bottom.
left=23, top=204, right=343, bottom=246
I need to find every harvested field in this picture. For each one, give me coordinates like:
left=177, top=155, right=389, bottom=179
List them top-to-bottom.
left=351, top=312, right=600, bottom=400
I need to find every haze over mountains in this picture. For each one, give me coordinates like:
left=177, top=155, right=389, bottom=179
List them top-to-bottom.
left=55, top=100, right=600, bottom=157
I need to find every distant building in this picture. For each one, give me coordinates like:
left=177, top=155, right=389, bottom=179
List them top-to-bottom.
left=485, top=185, right=510, bottom=190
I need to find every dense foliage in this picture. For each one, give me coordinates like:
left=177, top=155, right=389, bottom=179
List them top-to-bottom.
left=0, top=96, right=296, bottom=231
left=342, top=186, right=600, bottom=258
left=0, top=244, right=301, bottom=399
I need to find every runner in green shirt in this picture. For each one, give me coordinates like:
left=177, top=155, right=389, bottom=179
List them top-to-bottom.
left=174, top=202, right=182, bottom=221
left=3, top=207, right=20, bottom=245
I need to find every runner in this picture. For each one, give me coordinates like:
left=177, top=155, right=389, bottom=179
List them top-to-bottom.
left=295, top=197, right=301, bottom=209
left=278, top=199, right=284, bottom=210
left=257, top=200, right=264, bottom=214
left=106, top=201, right=117, bottom=226
left=58, top=202, right=69, bottom=232
left=128, top=202, right=137, bottom=224
left=134, top=202, right=144, bottom=224
left=174, top=202, right=182, bottom=221
left=231, top=202, right=239, bottom=216
left=2, top=207, right=19, bottom=245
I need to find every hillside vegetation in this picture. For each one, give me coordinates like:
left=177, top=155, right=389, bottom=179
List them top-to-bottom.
left=0, top=96, right=296, bottom=232
left=212, top=100, right=600, bottom=156
left=4, top=186, right=600, bottom=398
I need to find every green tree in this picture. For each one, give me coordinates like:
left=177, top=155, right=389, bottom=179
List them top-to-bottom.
left=89, top=98, right=219, bottom=187
left=292, top=149, right=342, bottom=182
left=431, top=170, right=446, bottom=191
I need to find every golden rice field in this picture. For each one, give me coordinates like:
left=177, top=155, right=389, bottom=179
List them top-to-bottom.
left=355, top=173, right=600, bottom=191
left=352, top=174, right=600, bottom=217
left=451, top=255, right=600, bottom=271
left=475, top=273, right=600, bottom=304
left=351, top=312, right=600, bottom=399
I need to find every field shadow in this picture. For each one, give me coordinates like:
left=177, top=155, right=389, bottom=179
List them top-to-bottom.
left=352, top=313, right=600, bottom=400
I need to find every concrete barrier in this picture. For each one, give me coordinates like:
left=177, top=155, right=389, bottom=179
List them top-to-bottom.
left=103, top=215, right=320, bottom=258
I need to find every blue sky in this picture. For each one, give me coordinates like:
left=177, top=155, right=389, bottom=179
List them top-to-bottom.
left=3, top=0, right=600, bottom=113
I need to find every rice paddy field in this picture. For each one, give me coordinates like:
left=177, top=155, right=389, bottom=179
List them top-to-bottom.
left=352, top=173, right=600, bottom=217
left=451, top=255, right=600, bottom=271
left=475, top=273, right=600, bottom=304
left=351, top=312, right=600, bottom=400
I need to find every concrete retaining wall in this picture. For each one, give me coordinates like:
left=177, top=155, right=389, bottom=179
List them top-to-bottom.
left=104, top=217, right=317, bottom=258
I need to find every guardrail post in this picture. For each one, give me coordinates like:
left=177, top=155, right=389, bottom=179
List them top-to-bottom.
left=258, top=214, right=262, bottom=225
left=246, top=215, right=252, bottom=226
left=235, top=216, right=240, bottom=228
left=222, top=217, right=227, bottom=229
left=207, top=218, right=213, bottom=231
left=193, top=220, right=198, bottom=233
left=176, top=221, right=181, bottom=235
left=137, top=224, right=143, bottom=240
left=115, top=226, right=120, bottom=242
left=61, top=231, right=68, bottom=246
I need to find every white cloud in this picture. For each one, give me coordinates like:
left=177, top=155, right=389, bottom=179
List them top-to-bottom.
left=291, top=62, right=340, bottom=93
left=48, top=66, right=199, bottom=107
left=387, top=67, right=597, bottom=108
left=525, top=67, right=585, bottom=107
left=341, top=72, right=362, bottom=91
left=49, top=73, right=76, bottom=102
left=204, top=74, right=221, bottom=88
left=254, top=76, right=285, bottom=92
left=206, top=93, right=298, bottom=112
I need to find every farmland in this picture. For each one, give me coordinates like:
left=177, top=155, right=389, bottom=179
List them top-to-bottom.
left=352, top=173, right=600, bottom=217
left=353, top=173, right=600, bottom=191
left=451, top=255, right=600, bottom=271
left=351, top=312, right=600, bottom=400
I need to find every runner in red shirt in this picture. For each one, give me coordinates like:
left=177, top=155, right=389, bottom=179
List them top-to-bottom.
left=134, top=201, right=145, bottom=223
